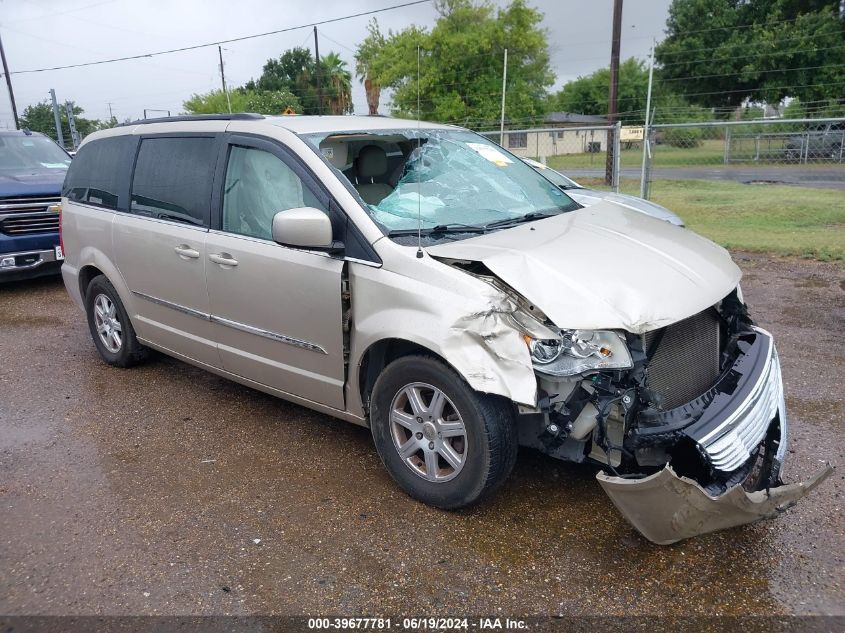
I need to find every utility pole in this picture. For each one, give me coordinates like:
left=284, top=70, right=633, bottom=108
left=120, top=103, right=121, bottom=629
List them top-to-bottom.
left=605, top=0, right=623, bottom=185
left=313, top=26, right=323, bottom=116
left=0, top=31, right=19, bottom=129
left=640, top=43, right=655, bottom=199
left=218, top=45, right=232, bottom=114
left=499, top=48, right=508, bottom=146
left=50, top=89, right=65, bottom=148
left=64, top=101, right=80, bottom=148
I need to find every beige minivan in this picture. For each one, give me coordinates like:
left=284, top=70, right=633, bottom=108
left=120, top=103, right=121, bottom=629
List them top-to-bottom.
left=60, top=114, right=830, bottom=544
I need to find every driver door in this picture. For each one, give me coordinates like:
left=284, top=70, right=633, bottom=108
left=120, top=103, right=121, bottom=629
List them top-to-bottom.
left=205, top=134, right=345, bottom=409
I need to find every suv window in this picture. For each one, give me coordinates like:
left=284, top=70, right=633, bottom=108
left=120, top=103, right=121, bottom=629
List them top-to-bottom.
left=63, top=136, right=133, bottom=209
left=130, top=136, right=216, bottom=227
left=222, top=145, right=327, bottom=240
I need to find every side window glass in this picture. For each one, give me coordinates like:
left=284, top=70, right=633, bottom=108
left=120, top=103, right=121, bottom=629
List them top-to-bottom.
left=63, top=136, right=132, bottom=209
left=130, top=136, right=215, bottom=227
left=222, top=145, right=327, bottom=240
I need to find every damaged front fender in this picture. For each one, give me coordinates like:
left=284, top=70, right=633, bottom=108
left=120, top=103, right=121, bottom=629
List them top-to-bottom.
left=597, top=463, right=833, bottom=545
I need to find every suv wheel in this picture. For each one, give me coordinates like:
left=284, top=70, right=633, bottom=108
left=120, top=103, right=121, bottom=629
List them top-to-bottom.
left=84, top=275, right=149, bottom=367
left=370, top=355, right=517, bottom=509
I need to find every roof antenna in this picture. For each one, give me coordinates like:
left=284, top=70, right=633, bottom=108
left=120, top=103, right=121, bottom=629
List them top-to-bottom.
left=415, top=44, right=423, bottom=259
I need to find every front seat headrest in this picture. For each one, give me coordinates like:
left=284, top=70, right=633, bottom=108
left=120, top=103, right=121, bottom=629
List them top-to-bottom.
left=319, top=140, right=349, bottom=169
left=356, top=145, right=388, bottom=179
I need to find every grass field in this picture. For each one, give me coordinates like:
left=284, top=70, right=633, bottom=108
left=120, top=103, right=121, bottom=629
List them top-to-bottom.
left=545, top=138, right=841, bottom=170
left=548, top=140, right=726, bottom=170
left=577, top=177, right=845, bottom=261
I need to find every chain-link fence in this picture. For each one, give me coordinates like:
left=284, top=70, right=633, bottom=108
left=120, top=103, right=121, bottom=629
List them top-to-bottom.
left=482, top=117, right=845, bottom=200
left=479, top=123, right=622, bottom=191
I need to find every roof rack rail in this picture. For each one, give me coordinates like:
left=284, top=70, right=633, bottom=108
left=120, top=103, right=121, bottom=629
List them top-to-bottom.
left=120, top=113, right=265, bottom=126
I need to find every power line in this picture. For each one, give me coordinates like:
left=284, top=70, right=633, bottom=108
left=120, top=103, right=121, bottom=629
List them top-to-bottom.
left=8, top=0, right=433, bottom=75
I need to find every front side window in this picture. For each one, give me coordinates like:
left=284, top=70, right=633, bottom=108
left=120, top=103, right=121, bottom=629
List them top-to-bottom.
left=303, top=129, right=577, bottom=243
left=130, top=136, right=216, bottom=226
left=222, top=145, right=327, bottom=240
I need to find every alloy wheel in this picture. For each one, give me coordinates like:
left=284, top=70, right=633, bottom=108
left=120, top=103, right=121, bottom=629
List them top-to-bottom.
left=93, top=293, right=123, bottom=353
left=389, top=382, right=468, bottom=482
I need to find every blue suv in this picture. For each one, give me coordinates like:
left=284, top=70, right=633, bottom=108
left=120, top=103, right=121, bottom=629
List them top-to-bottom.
left=0, top=129, right=71, bottom=282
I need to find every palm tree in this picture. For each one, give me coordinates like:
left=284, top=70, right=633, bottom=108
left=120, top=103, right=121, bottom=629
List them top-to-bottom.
left=354, top=19, right=385, bottom=115
left=321, top=52, right=353, bottom=115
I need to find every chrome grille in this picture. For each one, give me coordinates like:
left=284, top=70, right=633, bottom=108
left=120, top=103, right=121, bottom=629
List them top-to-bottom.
left=0, top=196, right=60, bottom=214
left=0, top=196, right=61, bottom=235
left=0, top=212, right=59, bottom=235
left=643, top=308, right=722, bottom=410
left=698, top=334, right=782, bottom=472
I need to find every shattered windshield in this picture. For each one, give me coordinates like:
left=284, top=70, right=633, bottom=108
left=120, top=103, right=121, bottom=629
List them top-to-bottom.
left=302, top=128, right=578, bottom=241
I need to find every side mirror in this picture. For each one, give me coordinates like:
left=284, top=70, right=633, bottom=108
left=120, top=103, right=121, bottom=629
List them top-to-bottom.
left=272, top=207, right=336, bottom=250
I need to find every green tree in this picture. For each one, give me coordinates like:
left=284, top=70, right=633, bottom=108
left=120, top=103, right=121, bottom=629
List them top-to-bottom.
left=364, top=0, right=554, bottom=128
left=656, top=0, right=845, bottom=109
left=355, top=19, right=386, bottom=115
left=247, top=46, right=351, bottom=114
left=321, top=52, right=353, bottom=115
left=551, top=58, right=651, bottom=123
left=183, top=88, right=300, bottom=115
left=184, top=89, right=248, bottom=114
left=244, top=89, right=302, bottom=115
left=19, top=101, right=102, bottom=145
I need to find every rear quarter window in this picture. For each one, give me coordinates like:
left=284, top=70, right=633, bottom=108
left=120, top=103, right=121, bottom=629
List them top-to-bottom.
left=63, top=136, right=135, bottom=209
left=130, top=136, right=216, bottom=227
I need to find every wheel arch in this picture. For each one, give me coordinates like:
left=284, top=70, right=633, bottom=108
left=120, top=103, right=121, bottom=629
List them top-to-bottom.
left=75, top=246, right=135, bottom=316
left=78, top=264, right=105, bottom=300
left=357, top=337, right=457, bottom=422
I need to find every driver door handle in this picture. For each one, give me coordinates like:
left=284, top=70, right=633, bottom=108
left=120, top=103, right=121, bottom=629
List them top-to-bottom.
left=209, top=252, right=239, bottom=267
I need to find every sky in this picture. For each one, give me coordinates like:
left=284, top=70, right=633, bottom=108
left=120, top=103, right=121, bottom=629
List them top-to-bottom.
left=0, top=0, right=673, bottom=129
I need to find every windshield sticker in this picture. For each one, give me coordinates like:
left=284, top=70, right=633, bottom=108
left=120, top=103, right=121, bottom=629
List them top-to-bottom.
left=467, top=142, right=513, bottom=166
left=40, top=162, right=69, bottom=168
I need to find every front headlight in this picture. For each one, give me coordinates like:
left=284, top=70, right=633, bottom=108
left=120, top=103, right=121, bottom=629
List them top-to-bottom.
left=524, top=329, right=632, bottom=377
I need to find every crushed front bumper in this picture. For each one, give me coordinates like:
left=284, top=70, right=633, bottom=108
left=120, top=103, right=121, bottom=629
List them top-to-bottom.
left=599, top=327, right=833, bottom=544
left=598, top=462, right=833, bottom=544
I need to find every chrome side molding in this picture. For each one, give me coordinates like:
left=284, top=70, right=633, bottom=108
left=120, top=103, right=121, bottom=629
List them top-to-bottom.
left=132, top=291, right=327, bottom=355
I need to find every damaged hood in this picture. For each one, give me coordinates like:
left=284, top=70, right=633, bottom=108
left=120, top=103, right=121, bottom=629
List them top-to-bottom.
left=427, top=202, right=741, bottom=334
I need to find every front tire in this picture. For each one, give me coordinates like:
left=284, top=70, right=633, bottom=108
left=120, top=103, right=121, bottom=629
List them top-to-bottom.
left=84, top=275, right=149, bottom=367
left=370, top=355, right=517, bottom=509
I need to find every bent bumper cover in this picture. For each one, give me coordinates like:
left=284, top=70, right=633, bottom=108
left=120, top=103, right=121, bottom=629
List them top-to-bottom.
left=603, top=326, right=833, bottom=544
left=597, top=462, right=833, bottom=545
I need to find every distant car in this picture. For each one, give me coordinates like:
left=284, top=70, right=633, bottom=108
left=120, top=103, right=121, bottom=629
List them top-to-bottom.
left=785, top=121, right=844, bottom=162
left=0, top=129, right=71, bottom=282
left=523, top=158, right=684, bottom=227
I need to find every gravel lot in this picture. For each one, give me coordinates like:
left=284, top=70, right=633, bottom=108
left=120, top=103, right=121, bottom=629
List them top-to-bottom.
left=1, top=252, right=842, bottom=617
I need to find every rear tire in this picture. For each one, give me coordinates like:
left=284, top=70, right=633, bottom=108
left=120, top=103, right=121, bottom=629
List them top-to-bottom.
left=84, top=275, right=149, bottom=367
left=370, top=355, right=517, bottom=509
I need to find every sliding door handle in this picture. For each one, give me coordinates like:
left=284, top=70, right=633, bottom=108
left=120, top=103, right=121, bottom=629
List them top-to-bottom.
left=174, top=244, right=200, bottom=259
left=209, top=252, right=239, bottom=267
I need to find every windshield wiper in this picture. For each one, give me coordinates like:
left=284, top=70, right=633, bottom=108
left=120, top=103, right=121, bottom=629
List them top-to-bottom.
left=484, top=212, right=555, bottom=230
left=388, top=222, right=486, bottom=237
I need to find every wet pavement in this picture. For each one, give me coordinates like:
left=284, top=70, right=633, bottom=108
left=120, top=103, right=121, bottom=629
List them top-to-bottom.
left=1, top=253, right=843, bottom=617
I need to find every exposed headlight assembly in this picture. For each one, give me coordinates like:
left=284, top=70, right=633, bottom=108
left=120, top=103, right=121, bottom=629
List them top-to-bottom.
left=524, top=329, right=632, bottom=377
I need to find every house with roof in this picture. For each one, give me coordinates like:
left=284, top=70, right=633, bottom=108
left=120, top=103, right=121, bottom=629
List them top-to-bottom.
left=499, top=111, right=609, bottom=159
